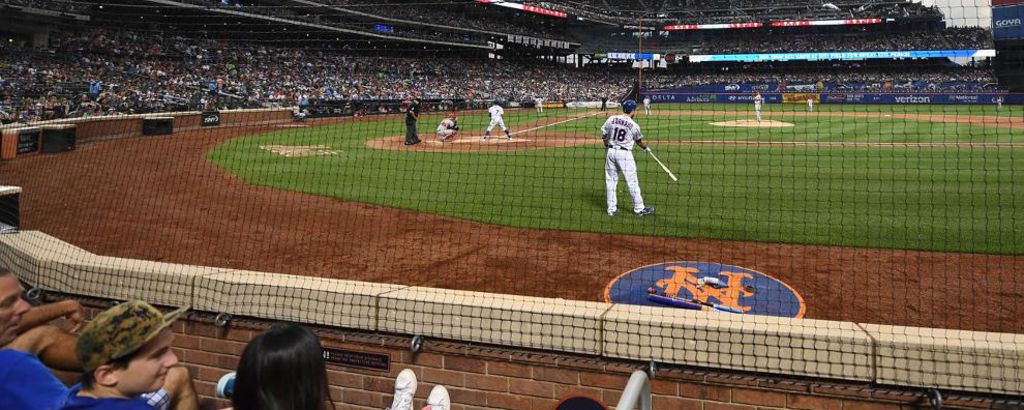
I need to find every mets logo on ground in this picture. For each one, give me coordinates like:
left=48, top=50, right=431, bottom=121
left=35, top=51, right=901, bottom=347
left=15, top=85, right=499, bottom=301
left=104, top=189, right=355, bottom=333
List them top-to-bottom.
left=604, top=262, right=805, bottom=318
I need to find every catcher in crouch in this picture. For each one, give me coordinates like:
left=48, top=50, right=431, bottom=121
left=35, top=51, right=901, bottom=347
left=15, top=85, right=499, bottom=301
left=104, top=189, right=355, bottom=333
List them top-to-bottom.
left=437, top=112, right=460, bottom=142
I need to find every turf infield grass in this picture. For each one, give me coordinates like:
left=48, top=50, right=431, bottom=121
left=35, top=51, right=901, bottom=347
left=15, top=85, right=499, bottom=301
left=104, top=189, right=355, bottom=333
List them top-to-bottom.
left=208, top=104, right=1023, bottom=255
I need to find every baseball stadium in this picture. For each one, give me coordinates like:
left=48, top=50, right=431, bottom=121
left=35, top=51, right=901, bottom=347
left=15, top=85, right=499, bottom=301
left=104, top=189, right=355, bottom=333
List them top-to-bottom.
left=1, top=0, right=1023, bottom=409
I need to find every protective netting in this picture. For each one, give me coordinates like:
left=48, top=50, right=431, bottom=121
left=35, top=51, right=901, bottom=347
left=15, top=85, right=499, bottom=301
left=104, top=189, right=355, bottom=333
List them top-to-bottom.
left=1, top=0, right=1022, bottom=398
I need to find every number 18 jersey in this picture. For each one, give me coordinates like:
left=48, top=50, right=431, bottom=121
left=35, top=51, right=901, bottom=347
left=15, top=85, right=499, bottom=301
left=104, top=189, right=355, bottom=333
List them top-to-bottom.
left=602, top=114, right=643, bottom=151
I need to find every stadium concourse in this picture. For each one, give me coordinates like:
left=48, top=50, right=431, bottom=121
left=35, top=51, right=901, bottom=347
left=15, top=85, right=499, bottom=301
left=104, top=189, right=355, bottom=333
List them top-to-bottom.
left=2, top=0, right=1023, bottom=409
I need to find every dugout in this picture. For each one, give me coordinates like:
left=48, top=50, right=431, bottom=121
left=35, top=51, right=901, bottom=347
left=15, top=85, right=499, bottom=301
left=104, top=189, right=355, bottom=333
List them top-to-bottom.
left=142, top=116, right=174, bottom=136
left=40, top=125, right=76, bottom=154
left=0, top=186, right=19, bottom=232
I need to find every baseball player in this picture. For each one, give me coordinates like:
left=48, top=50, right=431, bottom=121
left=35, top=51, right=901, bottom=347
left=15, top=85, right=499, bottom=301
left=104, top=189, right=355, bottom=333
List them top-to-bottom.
left=753, top=92, right=763, bottom=123
left=534, top=96, right=544, bottom=113
left=643, top=96, right=652, bottom=115
left=997, top=96, right=1004, bottom=110
left=806, top=97, right=813, bottom=112
left=602, top=100, right=655, bottom=217
left=482, top=101, right=511, bottom=142
left=292, top=106, right=308, bottom=121
left=436, top=113, right=459, bottom=142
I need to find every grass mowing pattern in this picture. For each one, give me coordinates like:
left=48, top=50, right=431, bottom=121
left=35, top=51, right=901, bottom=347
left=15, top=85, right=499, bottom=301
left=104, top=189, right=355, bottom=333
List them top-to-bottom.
left=208, top=105, right=1024, bottom=255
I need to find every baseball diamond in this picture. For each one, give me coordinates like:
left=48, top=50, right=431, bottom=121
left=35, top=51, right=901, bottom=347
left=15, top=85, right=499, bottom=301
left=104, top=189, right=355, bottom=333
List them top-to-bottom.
left=2, top=0, right=1024, bottom=408
left=2, top=103, right=1021, bottom=334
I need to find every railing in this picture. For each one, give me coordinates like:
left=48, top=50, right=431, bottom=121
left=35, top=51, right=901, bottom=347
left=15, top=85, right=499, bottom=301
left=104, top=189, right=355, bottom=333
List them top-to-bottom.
left=614, top=370, right=652, bottom=410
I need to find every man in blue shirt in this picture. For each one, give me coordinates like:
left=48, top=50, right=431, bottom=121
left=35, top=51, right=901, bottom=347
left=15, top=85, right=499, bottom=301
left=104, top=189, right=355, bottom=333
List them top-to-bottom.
left=0, top=267, right=197, bottom=410
left=0, top=267, right=64, bottom=409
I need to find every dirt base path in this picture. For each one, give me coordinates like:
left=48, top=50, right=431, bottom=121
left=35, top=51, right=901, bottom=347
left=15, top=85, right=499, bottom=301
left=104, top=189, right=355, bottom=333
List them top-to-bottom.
left=2, top=113, right=1021, bottom=333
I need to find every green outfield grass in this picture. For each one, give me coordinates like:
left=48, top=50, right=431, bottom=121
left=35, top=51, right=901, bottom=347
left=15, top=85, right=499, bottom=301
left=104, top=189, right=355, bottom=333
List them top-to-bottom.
left=208, top=105, right=1024, bottom=255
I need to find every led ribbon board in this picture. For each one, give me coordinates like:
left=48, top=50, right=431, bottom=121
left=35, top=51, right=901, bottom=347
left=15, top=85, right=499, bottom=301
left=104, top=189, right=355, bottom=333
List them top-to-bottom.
left=473, top=0, right=567, bottom=18
left=770, top=18, right=884, bottom=27
left=664, top=23, right=762, bottom=30
left=689, top=49, right=997, bottom=62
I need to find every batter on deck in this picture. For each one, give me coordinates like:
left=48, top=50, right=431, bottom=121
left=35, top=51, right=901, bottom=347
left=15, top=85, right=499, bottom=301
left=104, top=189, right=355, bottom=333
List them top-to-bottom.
left=602, top=100, right=655, bottom=217
left=482, top=101, right=512, bottom=142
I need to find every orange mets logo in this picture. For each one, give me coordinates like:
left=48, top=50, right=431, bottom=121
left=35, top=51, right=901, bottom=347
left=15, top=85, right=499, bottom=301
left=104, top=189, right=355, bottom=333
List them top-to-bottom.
left=604, top=262, right=805, bottom=318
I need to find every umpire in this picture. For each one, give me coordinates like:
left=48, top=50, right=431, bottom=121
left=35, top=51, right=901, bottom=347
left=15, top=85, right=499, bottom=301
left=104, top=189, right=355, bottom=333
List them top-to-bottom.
left=404, top=97, right=421, bottom=146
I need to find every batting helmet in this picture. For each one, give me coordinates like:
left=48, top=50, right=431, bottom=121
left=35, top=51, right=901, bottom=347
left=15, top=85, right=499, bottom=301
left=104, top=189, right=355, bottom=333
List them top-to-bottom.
left=622, top=100, right=637, bottom=114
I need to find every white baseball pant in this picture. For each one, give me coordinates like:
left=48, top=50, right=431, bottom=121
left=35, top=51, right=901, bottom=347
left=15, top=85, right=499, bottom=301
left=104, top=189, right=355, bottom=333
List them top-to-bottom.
left=487, top=118, right=507, bottom=132
left=605, top=148, right=646, bottom=214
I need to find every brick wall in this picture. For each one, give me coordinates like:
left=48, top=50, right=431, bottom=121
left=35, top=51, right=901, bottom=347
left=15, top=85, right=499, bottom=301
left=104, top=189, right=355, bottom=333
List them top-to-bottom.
left=65, top=304, right=1009, bottom=410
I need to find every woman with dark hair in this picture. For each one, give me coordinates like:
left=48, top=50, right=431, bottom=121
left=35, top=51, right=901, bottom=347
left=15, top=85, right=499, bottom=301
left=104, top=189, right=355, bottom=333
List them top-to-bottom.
left=231, top=323, right=333, bottom=410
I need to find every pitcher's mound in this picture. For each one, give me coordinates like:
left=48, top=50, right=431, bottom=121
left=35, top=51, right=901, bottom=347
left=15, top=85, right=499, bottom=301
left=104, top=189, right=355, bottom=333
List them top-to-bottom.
left=710, top=119, right=794, bottom=128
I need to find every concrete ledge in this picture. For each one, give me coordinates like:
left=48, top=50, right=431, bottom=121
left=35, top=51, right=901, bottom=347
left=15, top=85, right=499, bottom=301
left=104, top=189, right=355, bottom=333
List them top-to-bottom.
left=0, top=231, right=92, bottom=288
left=46, top=255, right=226, bottom=308
left=195, top=270, right=404, bottom=330
left=379, top=287, right=609, bottom=355
left=604, top=304, right=874, bottom=381
left=864, top=324, right=1024, bottom=395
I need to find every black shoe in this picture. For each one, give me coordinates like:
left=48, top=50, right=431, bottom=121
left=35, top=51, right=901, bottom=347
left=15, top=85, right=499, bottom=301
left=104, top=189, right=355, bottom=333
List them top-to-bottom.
left=404, top=140, right=421, bottom=146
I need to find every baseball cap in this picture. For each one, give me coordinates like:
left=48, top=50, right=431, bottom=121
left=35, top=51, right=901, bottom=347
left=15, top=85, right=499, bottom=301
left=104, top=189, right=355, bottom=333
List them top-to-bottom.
left=622, top=100, right=637, bottom=114
left=76, top=300, right=188, bottom=372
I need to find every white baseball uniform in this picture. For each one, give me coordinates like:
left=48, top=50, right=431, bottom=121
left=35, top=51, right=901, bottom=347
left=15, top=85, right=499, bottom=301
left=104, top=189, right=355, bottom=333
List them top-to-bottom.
left=753, top=94, right=763, bottom=122
left=535, top=97, right=543, bottom=113
left=643, top=97, right=652, bottom=115
left=807, top=98, right=813, bottom=112
left=483, top=104, right=510, bottom=141
left=602, top=114, right=647, bottom=215
left=437, top=118, right=457, bottom=141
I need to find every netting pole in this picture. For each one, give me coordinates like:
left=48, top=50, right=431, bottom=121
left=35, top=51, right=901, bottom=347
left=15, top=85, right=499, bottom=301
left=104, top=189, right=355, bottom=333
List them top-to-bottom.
left=637, top=16, right=644, bottom=100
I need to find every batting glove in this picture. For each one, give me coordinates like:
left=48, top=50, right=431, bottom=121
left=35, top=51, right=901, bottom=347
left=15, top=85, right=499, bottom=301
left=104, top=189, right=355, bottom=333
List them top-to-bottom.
left=642, top=147, right=652, bottom=154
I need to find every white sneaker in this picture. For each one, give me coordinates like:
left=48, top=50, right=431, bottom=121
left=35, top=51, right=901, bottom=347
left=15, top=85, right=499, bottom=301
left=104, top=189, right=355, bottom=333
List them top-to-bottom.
left=387, top=369, right=417, bottom=410
left=423, top=385, right=451, bottom=410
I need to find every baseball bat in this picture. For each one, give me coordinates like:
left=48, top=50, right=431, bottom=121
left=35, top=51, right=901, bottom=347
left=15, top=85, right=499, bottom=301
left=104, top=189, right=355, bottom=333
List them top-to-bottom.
left=647, top=151, right=678, bottom=182
left=691, top=299, right=744, bottom=314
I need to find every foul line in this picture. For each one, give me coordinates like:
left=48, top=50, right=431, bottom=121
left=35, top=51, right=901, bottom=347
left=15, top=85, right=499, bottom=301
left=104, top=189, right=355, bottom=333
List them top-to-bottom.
left=511, top=112, right=601, bottom=136
left=664, top=141, right=1024, bottom=148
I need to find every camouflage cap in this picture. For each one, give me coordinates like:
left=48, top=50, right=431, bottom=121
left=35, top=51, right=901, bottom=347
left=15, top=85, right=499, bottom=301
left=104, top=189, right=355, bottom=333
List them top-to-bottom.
left=76, top=300, right=188, bottom=372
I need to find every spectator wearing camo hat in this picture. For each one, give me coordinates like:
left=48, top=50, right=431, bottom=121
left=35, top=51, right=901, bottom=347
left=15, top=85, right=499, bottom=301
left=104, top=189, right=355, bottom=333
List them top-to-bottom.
left=58, top=301, right=188, bottom=410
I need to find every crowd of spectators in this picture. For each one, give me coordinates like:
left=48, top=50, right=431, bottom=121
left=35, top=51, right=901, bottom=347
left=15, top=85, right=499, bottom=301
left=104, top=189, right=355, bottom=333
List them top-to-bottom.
left=529, top=0, right=944, bottom=26
left=659, top=0, right=942, bottom=24
left=0, top=27, right=1000, bottom=125
left=694, top=27, right=992, bottom=54
left=0, top=28, right=631, bottom=123
left=658, top=65, right=997, bottom=91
